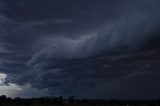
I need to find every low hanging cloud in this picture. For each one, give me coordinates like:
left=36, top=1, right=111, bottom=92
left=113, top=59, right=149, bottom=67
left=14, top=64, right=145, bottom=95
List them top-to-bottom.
left=0, top=0, right=160, bottom=99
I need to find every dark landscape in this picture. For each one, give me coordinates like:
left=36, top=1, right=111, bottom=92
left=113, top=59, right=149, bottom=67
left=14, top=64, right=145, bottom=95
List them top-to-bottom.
left=0, top=95, right=160, bottom=106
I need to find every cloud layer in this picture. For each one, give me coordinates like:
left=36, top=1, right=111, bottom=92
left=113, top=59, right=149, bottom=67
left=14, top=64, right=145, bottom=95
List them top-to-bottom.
left=1, top=0, right=160, bottom=99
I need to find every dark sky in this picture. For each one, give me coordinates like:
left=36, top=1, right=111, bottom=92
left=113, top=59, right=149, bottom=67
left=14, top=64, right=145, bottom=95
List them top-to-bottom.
left=0, top=0, right=160, bottom=99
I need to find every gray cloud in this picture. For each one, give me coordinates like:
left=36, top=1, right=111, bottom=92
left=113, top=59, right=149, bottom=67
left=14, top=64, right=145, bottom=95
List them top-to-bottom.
left=1, top=0, right=160, bottom=99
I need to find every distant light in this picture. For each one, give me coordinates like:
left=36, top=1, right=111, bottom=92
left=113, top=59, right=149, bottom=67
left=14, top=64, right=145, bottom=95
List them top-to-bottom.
left=0, top=73, right=7, bottom=84
left=0, top=73, right=22, bottom=97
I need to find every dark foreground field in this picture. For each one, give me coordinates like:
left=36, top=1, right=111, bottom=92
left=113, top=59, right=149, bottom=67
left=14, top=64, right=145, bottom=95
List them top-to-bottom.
left=0, top=95, right=160, bottom=106
left=1, top=101, right=160, bottom=106
left=0, top=102, right=160, bottom=106
left=0, top=103, right=160, bottom=106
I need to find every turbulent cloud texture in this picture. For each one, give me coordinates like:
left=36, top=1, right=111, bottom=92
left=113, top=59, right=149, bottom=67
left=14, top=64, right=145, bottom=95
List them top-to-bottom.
left=0, top=0, right=160, bottom=99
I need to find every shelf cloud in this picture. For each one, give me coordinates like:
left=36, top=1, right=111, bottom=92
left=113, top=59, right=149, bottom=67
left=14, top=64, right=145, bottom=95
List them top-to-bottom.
left=0, top=0, right=160, bottom=99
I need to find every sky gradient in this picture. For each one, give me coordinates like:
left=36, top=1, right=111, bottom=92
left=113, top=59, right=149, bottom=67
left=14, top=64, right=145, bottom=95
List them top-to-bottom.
left=0, top=0, right=160, bottom=99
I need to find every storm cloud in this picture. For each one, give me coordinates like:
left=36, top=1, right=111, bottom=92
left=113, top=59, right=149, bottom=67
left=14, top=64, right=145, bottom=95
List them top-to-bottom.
left=0, top=0, right=160, bottom=99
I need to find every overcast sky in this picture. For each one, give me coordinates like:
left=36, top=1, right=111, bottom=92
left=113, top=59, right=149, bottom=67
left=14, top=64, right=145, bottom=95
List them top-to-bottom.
left=0, top=0, right=160, bottom=99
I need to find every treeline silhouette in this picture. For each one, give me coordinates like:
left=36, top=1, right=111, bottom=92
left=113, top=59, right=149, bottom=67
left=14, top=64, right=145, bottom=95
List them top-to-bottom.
left=0, top=95, right=160, bottom=106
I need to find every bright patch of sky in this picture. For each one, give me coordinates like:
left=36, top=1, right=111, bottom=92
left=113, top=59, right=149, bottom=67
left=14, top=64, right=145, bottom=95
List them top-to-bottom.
left=0, top=73, right=50, bottom=98
left=0, top=73, right=22, bottom=97
left=0, top=73, right=6, bottom=84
